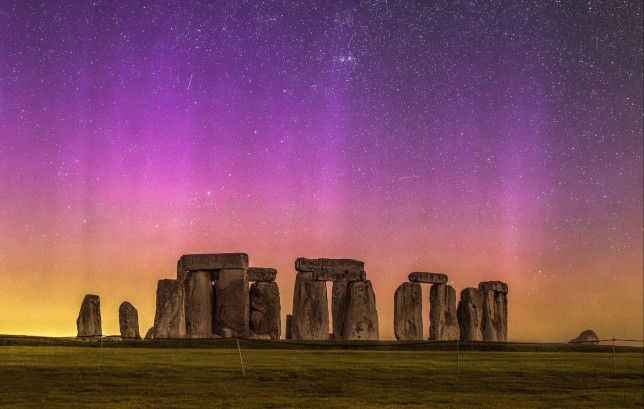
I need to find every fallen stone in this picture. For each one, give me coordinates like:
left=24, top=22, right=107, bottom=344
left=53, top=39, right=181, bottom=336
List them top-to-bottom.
left=177, top=253, right=249, bottom=281
left=295, top=257, right=364, bottom=276
left=248, top=267, right=277, bottom=282
left=214, top=269, right=249, bottom=337
left=185, top=270, right=214, bottom=338
left=408, top=272, right=448, bottom=284
left=291, top=273, right=329, bottom=340
left=153, top=279, right=186, bottom=338
left=342, top=280, right=379, bottom=340
left=249, top=281, right=281, bottom=340
left=332, top=281, right=349, bottom=340
left=478, top=281, right=509, bottom=294
left=394, top=282, right=423, bottom=340
left=479, top=282, right=508, bottom=342
left=429, top=284, right=460, bottom=341
left=457, top=288, right=483, bottom=341
left=77, top=294, right=102, bottom=338
left=118, top=301, right=140, bottom=340
left=144, top=327, right=155, bottom=340
left=220, top=328, right=233, bottom=338
left=568, top=330, right=600, bottom=344
left=249, top=333, right=272, bottom=340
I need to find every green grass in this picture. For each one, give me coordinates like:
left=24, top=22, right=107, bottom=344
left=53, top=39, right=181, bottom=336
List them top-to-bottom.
left=0, top=345, right=642, bottom=408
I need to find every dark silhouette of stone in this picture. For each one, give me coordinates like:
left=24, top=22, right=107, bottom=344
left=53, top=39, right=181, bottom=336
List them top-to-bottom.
left=177, top=253, right=249, bottom=281
left=295, top=257, right=366, bottom=281
left=248, top=267, right=277, bottom=282
left=214, top=269, right=249, bottom=337
left=185, top=270, right=214, bottom=338
left=291, top=272, right=329, bottom=340
left=408, top=272, right=448, bottom=284
left=153, top=279, right=185, bottom=338
left=342, top=280, right=379, bottom=340
left=249, top=281, right=281, bottom=339
left=332, top=281, right=349, bottom=339
left=479, top=281, right=508, bottom=342
left=479, top=281, right=508, bottom=294
left=394, top=282, right=423, bottom=340
left=429, top=284, right=460, bottom=340
left=457, top=288, right=483, bottom=341
left=77, top=294, right=101, bottom=338
left=118, top=301, right=140, bottom=339
left=285, top=314, right=292, bottom=340
left=144, top=327, right=155, bottom=340
left=568, top=330, right=600, bottom=344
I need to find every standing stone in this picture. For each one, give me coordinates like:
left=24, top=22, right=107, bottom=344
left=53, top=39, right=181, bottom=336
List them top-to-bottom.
left=214, top=269, right=249, bottom=337
left=185, top=270, right=214, bottom=338
left=291, top=272, right=329, bottom=340
left=153, top=279, right=186, bottom=338
left=342, top=280, right=379, bottom=340
left=249, top=281, right=281, bottom=340
left=332, top=281, right=349, bottom=340
left=478, top=281, right=508, bottom=342
left=394, top=282, right=423, bottom=340
left=429, top=284, right=460, bottom=341
left=457, top=288, right=483, bottom=341
left=77, top=294, right=102, bottom=338
left=118, top=301, right=140, bottom=339
left=285, top=315, right=292, bottom=340
left=144, top=327, right=155, bottom=340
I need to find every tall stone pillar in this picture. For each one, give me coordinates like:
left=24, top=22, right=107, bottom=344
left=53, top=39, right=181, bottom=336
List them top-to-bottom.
left=214, top=268, right=249, bottom=337
left=185, top=270, right=214, bottom=338
left=291, top=272, right=329, bottom=340
left=153, top=279, right=186, bottom=338
left=342, top=280, right=379, bottom=340
left=249, top=281, right=281, bottom=340
left=332, top=281, right=348, bottom=339
left=479, top=281, right=508, bottom=342
left=394, top=282, right=423, bottom=340
left=429, top=284, right=460, bottom=341
left=457, top=287, right=483, bottom=341
left=77, top=294, right=102, bottom=338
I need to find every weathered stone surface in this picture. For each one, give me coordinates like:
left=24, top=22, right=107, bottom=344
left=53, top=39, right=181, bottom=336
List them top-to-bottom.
left=177, top=253, right=249, bottom=281
left=295, top=257, right=365, bottom=277
left=248, top=267, right=277, bottom=282
left=214, top=269, right=249, bottom=337
left=185, top=270, right=214, bottom=338
left=296, top=270, right=366, bottom=282
left=408, top=272, right=448, bottom=284
left=291, top=273, right=329, bottom=340
left=153, top=279, right=186, bottom=338
left=342, top=280, right=379, bottom=340
left=249, top=281, right=281, bottom=340
left=332, top=281, right=349, bottom=339
left=478, top=281, right=509, bottom=294
left=394, top=282, right=423, bottom=340
left=479, top=282, right=508, bottom=342
left=429, top=284, right=460, bottom=341
left=457, top=288, right=483, bottom=341
left=77, top=294, right=102, bottom=338
left=118, top=301, right=140, bottom=339
left=285, top=315, right=292, bottom=340
left=144, top=327, right=155, bottom=340
left=568, top=330, right=599, bottom=344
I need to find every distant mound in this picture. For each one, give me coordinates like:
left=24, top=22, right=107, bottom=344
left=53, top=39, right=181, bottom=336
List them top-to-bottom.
left=568, top=330, right=600, bottom=344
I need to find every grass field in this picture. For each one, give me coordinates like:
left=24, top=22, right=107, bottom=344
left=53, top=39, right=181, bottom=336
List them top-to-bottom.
left=0, top=340, right=642, bottom=408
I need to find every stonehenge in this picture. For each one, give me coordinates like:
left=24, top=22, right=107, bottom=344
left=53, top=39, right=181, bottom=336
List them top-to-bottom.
left=151, top=252, right=279, bottom=339
left=290, top=257, right=379, bottom=341
left=395, top=273, right=508, bottom=342
left=77, top=294, right=102, bottom=338
left=118, top=301, right=140, bottom=339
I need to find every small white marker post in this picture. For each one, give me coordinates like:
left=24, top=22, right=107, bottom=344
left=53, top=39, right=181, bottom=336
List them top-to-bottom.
left=236, top=337, right=246, bottom=376
left=612, top=338, right=616, bottom=375
left=456, top=340, right=460, bottom=375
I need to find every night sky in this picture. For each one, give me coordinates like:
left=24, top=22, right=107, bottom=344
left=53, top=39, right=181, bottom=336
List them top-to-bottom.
left=1, top=1, right=642, bottom=341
